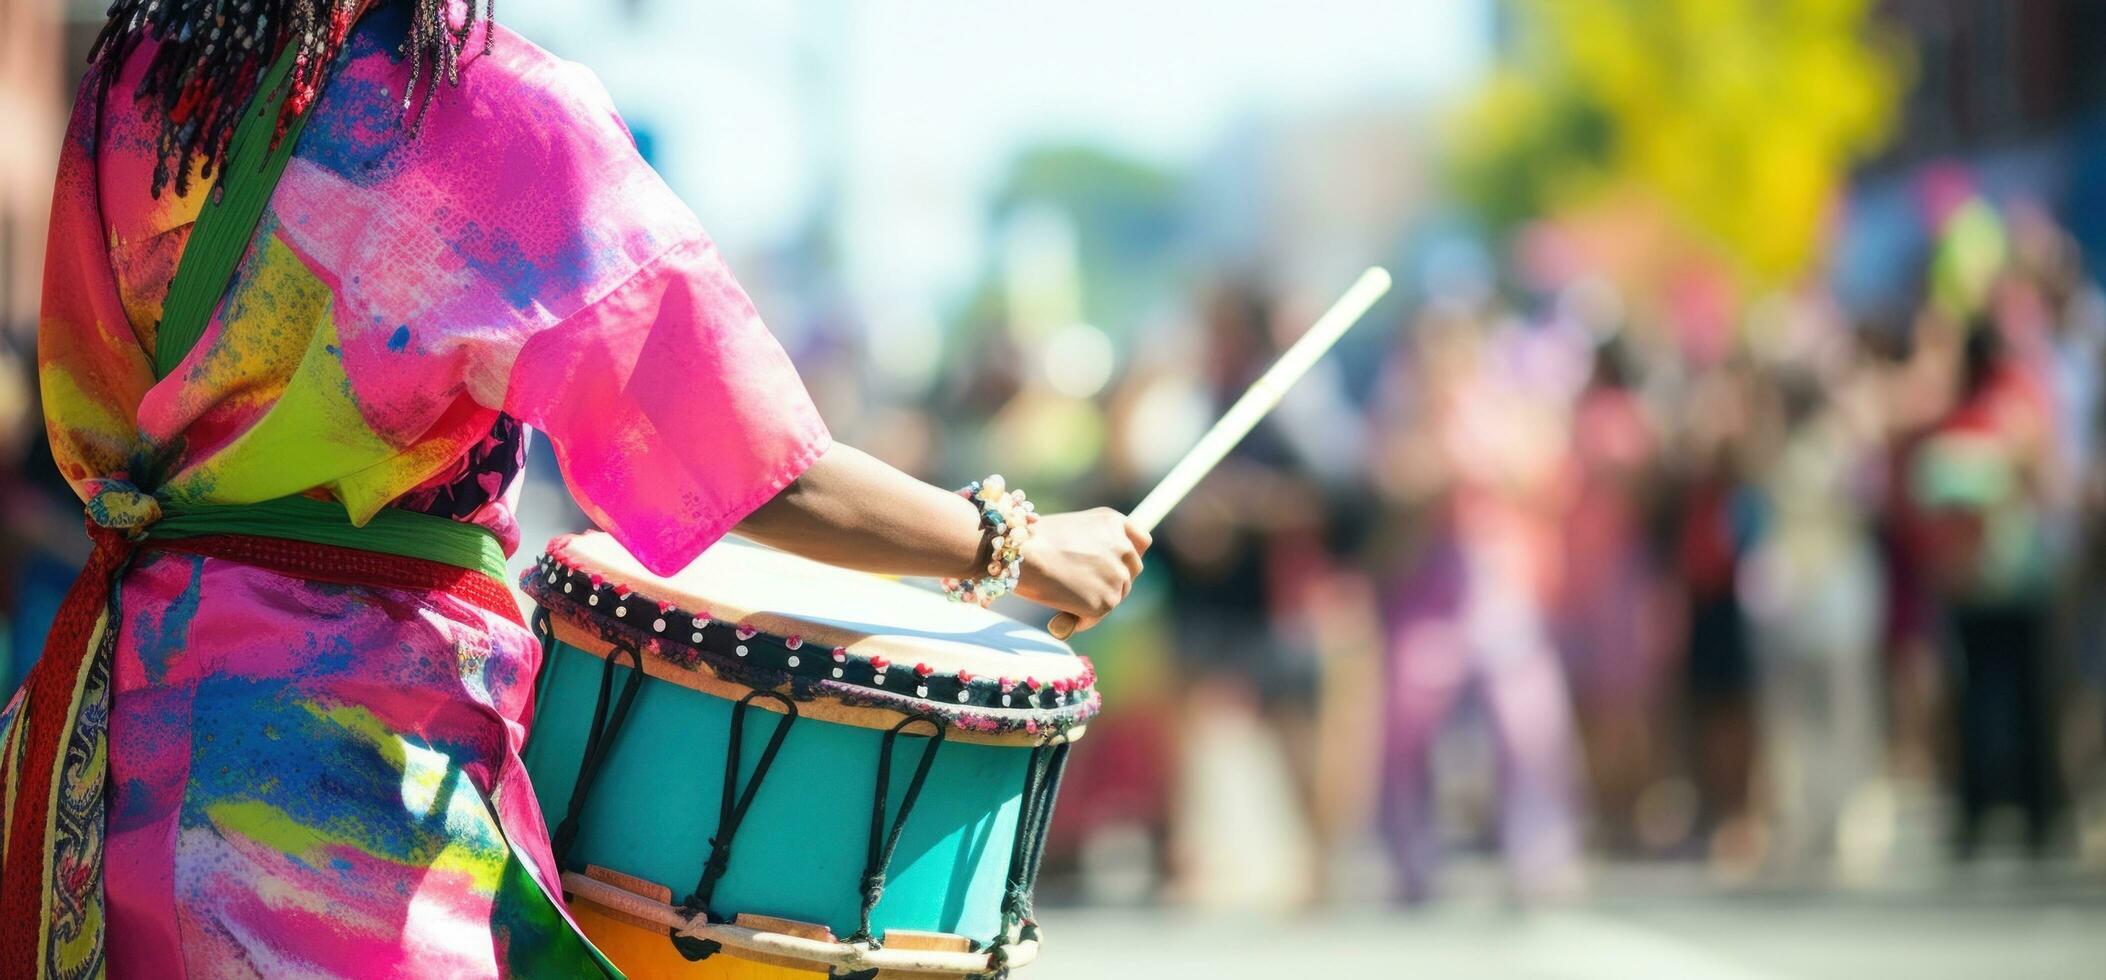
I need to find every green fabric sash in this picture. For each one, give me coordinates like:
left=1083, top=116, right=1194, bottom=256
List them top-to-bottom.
left=147, top=46, right=509, bottom=584
left=156, top=46, right=313, bottom=379
left=150, top=495, right=511, bottom=583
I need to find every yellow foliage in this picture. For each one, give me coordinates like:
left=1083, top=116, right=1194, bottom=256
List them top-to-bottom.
left=1450, top=0, right=1905, bottom=285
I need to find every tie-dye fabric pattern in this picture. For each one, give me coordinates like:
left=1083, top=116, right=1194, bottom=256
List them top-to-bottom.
left=45, top=4, right=828, bottom=576
left=31, top=6, right=827, bottom=976
left=102, top=552, right=608, bottom=977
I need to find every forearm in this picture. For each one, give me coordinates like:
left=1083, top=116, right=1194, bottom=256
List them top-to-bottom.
left=734, top=442, right=987, bottom=579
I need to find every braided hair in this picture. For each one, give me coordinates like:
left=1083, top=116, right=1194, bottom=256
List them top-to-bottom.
left=88, top=0, right=496, bottom=198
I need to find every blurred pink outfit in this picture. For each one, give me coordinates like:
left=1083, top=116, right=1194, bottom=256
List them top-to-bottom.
left=1377, top=337, right=1582, bottom=902
left=1381, top=533, right=1584, bottom=901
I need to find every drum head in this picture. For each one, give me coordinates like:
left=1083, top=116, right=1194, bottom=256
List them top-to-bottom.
left=526, top=532, right=1097, bottom=745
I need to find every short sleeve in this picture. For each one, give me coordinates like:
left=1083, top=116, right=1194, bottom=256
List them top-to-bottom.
left=269, top=29, right=830, bottom=575
left=477, top=63, right=831, bottom=574
left=503, top=235, right=830, bottom=576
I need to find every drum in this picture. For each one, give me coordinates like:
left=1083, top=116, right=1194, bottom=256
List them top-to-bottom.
left=521, top=532, right=1098, bottom=978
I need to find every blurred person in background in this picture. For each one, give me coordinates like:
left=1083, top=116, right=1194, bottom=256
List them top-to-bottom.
left=0, top=0, right=82, bottom=707
left=1998, top=210, right=2106, bottom=845
left=1155, top=282, right=1351, bottom=906
left=1371, top=302, right=1584, bottom=905
left=1911, top=316, right=2061, bottom=858
left=1866, top=319, right=1954, bottom=793
left=1553, top=333, right=1670, bottom=855
left=1739, top=338, right=1889, bottom=879
left=0, top=344, right=85, bottom=699
left=1034, top=356, right=1184, bottom=903
left=1670, top=362, right=1767, bottom=871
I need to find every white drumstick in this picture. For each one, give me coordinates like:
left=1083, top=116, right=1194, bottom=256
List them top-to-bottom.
left=1050, top=266, right=1392, bottom=638
left=1128, top=266, right=1392, bottom=531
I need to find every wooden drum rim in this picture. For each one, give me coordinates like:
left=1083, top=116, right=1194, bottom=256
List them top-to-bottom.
left=525, top=532, right=1098, bottom=746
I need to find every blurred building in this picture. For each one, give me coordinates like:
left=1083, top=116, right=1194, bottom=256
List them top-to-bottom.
left=1837, top=0, right=2106, bottom=313
left=1875, top=0, right=2106, bottom=165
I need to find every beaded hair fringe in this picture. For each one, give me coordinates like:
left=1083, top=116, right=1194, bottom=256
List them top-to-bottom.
left=88, top=0, right=494, bottom=198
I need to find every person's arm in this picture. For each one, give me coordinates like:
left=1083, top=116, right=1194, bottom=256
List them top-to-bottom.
left=736, top=443, right=1150, bottom=632
left=736, top=443, right=986, bottom=578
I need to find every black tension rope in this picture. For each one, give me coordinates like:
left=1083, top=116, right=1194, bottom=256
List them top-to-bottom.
left=551, top=640, right=648, bottom=865
left=672, top=690, right=800, bottom=962
left=848, top=715, right=949, bottom=946
left=992, top=737, right=1070, bottom=971
left=987, top=739, right=1070, bottom=978
left=1018, top=741, right=1072, bottom=906
left=995, top=745, right=1045, bottom=936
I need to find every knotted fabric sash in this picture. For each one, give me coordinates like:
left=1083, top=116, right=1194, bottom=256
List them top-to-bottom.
left=0, top=37, right=522, bottom=978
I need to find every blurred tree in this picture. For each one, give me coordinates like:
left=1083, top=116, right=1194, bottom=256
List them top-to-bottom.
left=1450, top=0, right=1905, bottom=287
left=989, top=145, right=1187, bottom=339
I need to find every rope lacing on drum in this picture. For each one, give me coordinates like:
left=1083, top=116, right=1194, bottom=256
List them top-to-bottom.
left=551, top=640, right=648, bottom=865
left=672, top=689, right=799, bottom=962
left=846, top=714, right=948, bottom=947
left=991, top=737, right=1069, bottom=975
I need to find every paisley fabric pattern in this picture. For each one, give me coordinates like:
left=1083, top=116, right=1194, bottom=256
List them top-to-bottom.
left=23, top=5, right=829, bottom=976
left=45, top=616, right=110, bottom=980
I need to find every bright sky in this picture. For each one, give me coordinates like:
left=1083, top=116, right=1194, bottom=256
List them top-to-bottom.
left=506, top=0, right=1491, bottom=308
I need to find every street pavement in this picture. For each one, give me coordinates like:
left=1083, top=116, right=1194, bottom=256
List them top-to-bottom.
left=1024, top=675, right=2106, bottom=979
left=1029, top=871, right=2106, bottom=979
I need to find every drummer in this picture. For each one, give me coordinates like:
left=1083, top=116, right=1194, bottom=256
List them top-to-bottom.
left=12, top=3, right=1147, bottom=976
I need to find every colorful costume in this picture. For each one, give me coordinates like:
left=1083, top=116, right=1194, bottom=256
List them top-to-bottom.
left=7, top=7, right=828, bottom=976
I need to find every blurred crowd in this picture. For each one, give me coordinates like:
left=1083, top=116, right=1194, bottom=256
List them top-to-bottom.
left=983, top=192, right=2106, bottom=908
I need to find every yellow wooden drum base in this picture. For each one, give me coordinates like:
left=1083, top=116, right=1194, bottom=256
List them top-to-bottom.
left=562, top=867, right=1016, bottom=980
left=573, top=904, right=822, bottom=980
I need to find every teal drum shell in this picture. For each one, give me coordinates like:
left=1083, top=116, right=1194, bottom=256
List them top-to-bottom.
left=518, top=533, right=1098, bottom=947
left=524, top=636, right=1025, bottom=940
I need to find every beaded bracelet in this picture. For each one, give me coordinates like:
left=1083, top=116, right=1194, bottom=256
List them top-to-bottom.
left=942, top=474, right=1037, bottom=607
